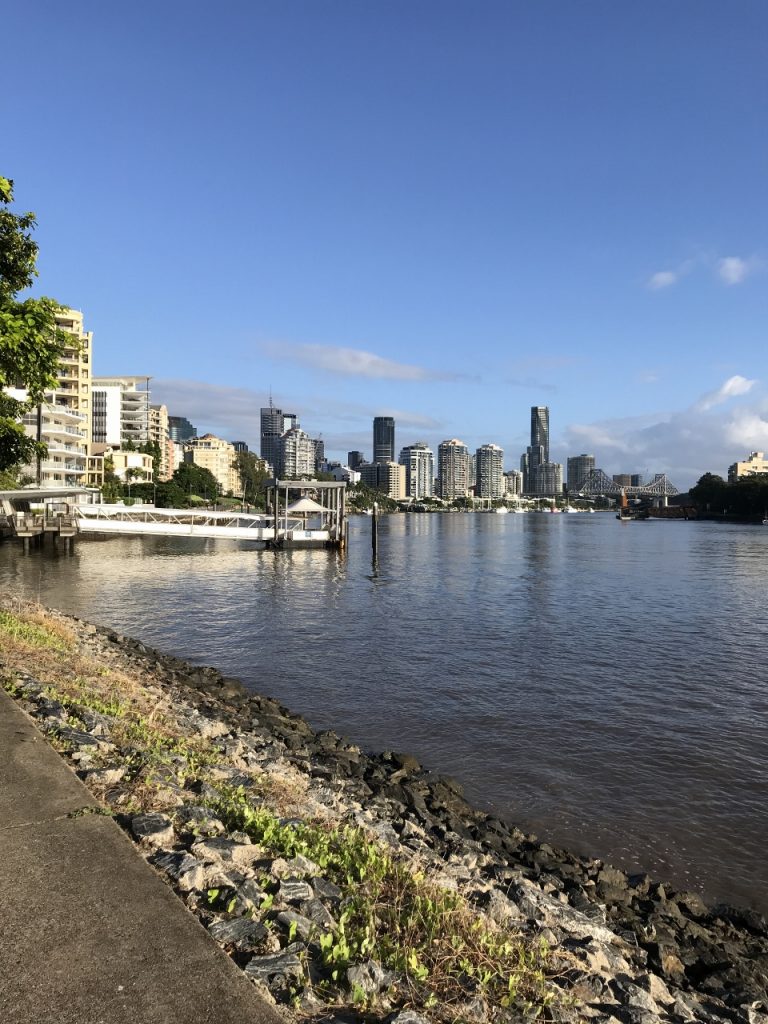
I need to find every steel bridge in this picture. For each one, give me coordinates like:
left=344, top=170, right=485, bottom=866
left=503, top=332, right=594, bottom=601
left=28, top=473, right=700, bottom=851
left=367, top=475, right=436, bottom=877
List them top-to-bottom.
left=575, top=469, right=679, bottom=497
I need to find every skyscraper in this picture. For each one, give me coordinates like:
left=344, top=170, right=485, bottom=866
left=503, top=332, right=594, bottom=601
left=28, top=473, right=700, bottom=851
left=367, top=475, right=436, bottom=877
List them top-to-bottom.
left=260, top=403, right=297, bottom=468
left=524, top=405, right=562, bottom=495
left=530, top=406, right=550, bottom=462
left=168, top=416, right=197, bottom=442
left=373, top=416, right=395, bottom=463
left=438, top=439, right=470, bottom=499
left=399, top=442, right=434, bottom=499
left=475, top=443, right=505, bottom=499
left=347, top=450, right=365, bottom=470
left=567, top=454, right=595, bottom=491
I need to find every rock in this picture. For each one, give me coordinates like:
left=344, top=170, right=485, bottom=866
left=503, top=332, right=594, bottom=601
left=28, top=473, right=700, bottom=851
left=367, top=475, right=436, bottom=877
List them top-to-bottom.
left=193, top=716, right=230, bottom=740
left=84, top=767, right=126, bottom=786
left=173, top=804, right=225, bottom=836
left=131, top=812, right=175, bottom=847
left=190, top=837, right=265, bottom=868
left=153, top=851, right=207, bottom=892
left=280, top=854, right=323, bottom=877
left=312, top=877, right=342, bottom=904
left=279, top=878, right=314, bottom=903
left=233, top=879, right=265, bottom=912
left=475, top=887, right=526, bottom=926
left=300, top=898, right=337, bottom=930
left=276, top=910, right=315, bottom=941
left=209, top=917, right=268, bottom=951
left=244, top=950, right=303, bottom=985
left=346, top=960, right=391, bottom=996
left=388, top=1012, right=430, bottom=1024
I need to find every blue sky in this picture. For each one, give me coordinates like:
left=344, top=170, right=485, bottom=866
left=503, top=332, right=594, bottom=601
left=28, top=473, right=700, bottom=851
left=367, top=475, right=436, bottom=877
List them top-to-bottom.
left=3, top=1, right=766, bottom=486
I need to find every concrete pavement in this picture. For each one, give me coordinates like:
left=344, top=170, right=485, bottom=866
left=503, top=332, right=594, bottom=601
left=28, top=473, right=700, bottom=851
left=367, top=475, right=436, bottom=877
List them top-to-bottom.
left=0, top=688, right=286, bottom=1024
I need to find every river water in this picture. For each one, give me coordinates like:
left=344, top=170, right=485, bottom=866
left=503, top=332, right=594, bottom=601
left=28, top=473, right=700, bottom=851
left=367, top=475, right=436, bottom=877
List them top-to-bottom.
left=1, top=512, right=766, bottom=912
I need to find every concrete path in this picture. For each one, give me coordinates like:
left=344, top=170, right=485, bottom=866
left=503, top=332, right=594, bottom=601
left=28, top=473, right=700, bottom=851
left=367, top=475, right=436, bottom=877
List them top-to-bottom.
left=0, top=689, right=286, bottom=1024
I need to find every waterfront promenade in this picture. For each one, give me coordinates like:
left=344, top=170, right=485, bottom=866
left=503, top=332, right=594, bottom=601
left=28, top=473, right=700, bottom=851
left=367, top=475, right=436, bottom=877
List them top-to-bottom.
left=0, top=688, right=284, bottom=1024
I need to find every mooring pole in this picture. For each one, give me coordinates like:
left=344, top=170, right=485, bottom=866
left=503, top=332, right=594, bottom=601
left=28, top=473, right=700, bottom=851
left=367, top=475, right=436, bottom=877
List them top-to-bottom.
left=371, top=500, right=378, bottom=564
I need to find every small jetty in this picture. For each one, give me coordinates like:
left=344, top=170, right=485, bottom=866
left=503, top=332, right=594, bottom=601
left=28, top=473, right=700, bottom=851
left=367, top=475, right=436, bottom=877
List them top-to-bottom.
left=0, top=480, right=347, bottom=551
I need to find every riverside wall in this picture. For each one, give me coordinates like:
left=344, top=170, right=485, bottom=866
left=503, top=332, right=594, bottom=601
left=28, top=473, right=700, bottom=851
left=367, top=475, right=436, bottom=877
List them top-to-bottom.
left=2, top=602, right=766, bottom=1024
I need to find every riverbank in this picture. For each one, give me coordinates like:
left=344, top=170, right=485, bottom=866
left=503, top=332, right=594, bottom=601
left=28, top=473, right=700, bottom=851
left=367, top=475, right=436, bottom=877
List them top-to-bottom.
left=1, top=599, right=766, bottom=1024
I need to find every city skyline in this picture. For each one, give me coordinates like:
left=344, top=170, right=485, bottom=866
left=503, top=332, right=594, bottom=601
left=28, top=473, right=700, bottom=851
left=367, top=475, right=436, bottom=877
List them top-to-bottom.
left=3, top=2, right=765, bottom=489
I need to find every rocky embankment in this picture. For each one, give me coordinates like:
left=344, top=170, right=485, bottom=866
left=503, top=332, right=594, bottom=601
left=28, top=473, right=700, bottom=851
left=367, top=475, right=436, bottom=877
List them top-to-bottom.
left=1, top=601, right=766, bottom=1024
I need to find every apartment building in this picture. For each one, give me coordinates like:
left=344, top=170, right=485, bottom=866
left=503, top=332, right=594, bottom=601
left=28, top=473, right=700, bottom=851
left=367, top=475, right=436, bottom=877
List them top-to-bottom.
left=13, top=308, right=93, bottom=488
left=91, top=376, right=151, bottom=447
left=149, top=404, right=171, bottom=480
left=184, top=434, right=242, bottom=494
left=438, top=439, right=470, bottom=499
left=399, top=443, right=434, bottom=499
left=475, top=443, right=505, bottom=499
left=728, top=451, right=768, bottom=483
left=360, top=461, right=406, bottom=499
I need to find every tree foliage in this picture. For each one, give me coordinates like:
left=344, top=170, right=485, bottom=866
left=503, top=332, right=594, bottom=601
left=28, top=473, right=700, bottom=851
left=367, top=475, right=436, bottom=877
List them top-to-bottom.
left=0, top=176, right=72, bottom=474
left=234, top=450, right=269, bottom=507
left=172, top=460, right=220, bottom=498
left=690, top=472, right=768, bottom=517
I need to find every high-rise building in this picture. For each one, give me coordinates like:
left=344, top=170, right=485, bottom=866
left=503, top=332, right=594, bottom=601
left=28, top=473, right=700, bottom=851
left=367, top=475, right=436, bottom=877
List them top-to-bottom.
left=14, top=308, right=93, bottom=488
left=92, top=376, right=151, bottom=447
left=261, top=403, right=297, bottom=467
left=149, top=404, right=171, bottom=481
left=524, top=405, right=563, bottom=495
left=530, top=406, right=550, bottom=462
left=168, top=416, right=197, bottom=442
left=373, top=416, right=395, bottom=463
left=278, top=427, right=315, bottom=478
left=184, top=434, right=241, bottom=495
left=312, top=438, right=325, bottom=472
left=438, top=439, right=470, bottom=500
left=232, top=441, right=249, bottom=453
left=399, top=442, right=434, bottom=499
left=475, top=443, right=505, bottom=499
left=347, top=450, right=365, bottom=470
left=520, top=451, right=529, bottom=492
left=567, top=454, right=595, bottom=492
left=360, top=461, right=406, bottom=500
left=531, top=462, right=563, bottom=495
left=504, top=470, right=523, bottom=496
left=612, top=474, right=632, bottom=487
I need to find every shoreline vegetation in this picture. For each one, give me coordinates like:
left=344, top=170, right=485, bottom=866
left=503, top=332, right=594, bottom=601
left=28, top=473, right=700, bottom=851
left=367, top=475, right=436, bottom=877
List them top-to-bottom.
left=1, top=600, right=766, bottom=1024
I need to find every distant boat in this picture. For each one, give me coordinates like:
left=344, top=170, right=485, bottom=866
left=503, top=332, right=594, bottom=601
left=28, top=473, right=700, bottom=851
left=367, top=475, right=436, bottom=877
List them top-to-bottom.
left=564, top=506, right=579, bottom=514
left=495, top=507, right=509, bottom=515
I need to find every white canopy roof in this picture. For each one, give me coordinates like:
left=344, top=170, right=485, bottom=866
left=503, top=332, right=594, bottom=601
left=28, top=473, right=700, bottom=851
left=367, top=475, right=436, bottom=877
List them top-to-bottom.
left=286, top=497, right=325, bottom=514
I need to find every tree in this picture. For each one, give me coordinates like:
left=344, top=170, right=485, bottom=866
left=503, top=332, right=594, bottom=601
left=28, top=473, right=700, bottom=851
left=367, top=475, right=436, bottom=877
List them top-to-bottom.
left=0, top=176, right=73, bottom=474
left=234, top=451, right=269, bottom=507
left=172, top=461, right=219, bottom=499
left=689, top=473, right=728, bottom=512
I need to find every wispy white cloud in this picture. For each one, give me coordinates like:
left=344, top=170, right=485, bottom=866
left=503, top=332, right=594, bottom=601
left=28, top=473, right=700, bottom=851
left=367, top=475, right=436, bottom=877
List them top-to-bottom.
left=647, top=252, right=762, bottom=290
left=717, top=256, right=759, bottom=286
left=646, top=258, right=696, bottom=290
left=647, top=270, right=680, bottom=291
left=260, top=341, right=469, bottom=382
left=693, top=374, right=756, bottom=412
left=563, top=375, right=766, bottom=488
left=507, top=377, right=558, bottom=393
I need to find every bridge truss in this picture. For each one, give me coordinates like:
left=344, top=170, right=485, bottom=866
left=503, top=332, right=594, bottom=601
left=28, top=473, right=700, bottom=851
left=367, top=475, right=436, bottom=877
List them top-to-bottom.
left=575, top=469, right=679, bottom=497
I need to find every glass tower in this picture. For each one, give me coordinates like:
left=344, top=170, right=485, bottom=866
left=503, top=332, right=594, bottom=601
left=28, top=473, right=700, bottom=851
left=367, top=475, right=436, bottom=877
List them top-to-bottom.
left=373, top=416, right=395, bottom=463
